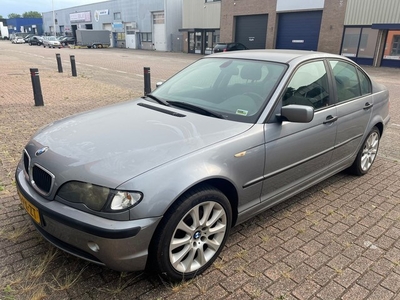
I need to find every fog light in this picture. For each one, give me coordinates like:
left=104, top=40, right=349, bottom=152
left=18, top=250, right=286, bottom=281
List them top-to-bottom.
left=88, top=242, right=100, bottom=252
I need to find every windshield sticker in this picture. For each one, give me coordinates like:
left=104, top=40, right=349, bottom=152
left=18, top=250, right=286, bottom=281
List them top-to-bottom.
left=236, top=109, right=248, bottom=116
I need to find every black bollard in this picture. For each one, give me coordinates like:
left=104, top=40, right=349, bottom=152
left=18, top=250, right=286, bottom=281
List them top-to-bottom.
left=56, top=53, right=63, bottom=73
left=70, top=55, right=77, bottom=77
left=144, top=67, right=151, bottom=96
left=30, top=68, right=44, bottom=106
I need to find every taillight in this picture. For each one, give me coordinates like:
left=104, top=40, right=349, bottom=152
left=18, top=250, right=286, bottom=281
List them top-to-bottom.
left=223, top=49, right=227, bottom=52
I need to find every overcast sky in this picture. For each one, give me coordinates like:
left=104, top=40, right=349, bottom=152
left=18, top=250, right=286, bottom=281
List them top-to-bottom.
left=1, top=0, right=107, bottom=17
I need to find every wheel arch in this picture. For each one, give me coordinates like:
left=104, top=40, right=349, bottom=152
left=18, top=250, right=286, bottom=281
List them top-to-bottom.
left=373, top=121, right=383, bottom=137
left=145, top=178, right=238, bottom=274
left=164, top=178, right=239, bottom=229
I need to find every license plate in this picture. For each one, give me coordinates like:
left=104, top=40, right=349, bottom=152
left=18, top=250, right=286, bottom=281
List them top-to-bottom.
left=18, top=190, right=41, bottom=224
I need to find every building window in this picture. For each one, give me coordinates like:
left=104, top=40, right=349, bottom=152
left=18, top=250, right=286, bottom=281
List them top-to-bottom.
left=205, top=0, right=221, bottom=2
left=114, top=12, right=121, bottom=20
left=153, top=12, right=164, bottom=24
left=341, top=27, right=378, bottom=59
left=341, top=28, right=361, bottom=57
left=357, top=28, right=378, bottom=59
left=117, top=32, right=125, bottom=41
left=141, top=33, right=152, bottom=42
left=391, top=35, right=400, bottom=56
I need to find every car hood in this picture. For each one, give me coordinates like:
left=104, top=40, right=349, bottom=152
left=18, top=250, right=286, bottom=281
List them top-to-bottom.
left=29, top=99, right=252, bottom=188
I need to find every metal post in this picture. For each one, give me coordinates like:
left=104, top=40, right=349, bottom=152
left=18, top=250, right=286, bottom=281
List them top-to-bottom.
left=56, top=53, right=63, bottom=73
left=70, top=55, right=77, bottom=77
left=144, top=67, right=151, bottom=96
left=30, top=68, right=44, bottom=106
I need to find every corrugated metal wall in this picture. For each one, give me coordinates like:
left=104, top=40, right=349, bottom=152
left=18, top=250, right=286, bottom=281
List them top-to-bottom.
left=182, top=0, right=221, bottom=29
left=345, top=0, right=400, bottom=25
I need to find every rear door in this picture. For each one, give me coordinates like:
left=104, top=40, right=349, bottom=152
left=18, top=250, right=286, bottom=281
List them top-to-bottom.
left=261, top=60, right=337, bottom=204
left=327, top=60, right=373, bottom=165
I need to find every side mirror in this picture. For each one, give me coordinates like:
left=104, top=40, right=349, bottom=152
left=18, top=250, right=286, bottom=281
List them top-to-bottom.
left=279, top=104, right=314, bottom=123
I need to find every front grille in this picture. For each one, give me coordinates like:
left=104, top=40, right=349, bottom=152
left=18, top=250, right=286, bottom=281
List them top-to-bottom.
left=23, top=151, right=30, bottom=174
left=32, top=165, right=53, bottom=194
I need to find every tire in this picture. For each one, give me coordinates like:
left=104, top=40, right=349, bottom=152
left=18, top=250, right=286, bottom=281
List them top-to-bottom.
left=348, top=126, right=380, bottom=176
left=149, top=185, right=232, bottom=281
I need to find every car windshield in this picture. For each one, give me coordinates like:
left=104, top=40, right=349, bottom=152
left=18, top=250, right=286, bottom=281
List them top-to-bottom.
left=48, top=36, right=57, bottom=41
left=151, top=58, right=287, bottom=123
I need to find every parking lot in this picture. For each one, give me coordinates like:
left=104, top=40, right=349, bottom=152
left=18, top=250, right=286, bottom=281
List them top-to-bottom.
left=0, top=40, right=400, bottom=300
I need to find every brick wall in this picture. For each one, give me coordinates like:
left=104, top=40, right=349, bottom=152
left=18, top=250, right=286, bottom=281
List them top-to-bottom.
left=220, top=0, right=347, bottom=53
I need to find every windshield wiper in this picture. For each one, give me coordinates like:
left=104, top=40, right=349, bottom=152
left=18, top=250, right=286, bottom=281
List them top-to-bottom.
left=142, top=94, right=170, bottom=106
left=167, top=101, right=224, bottom=119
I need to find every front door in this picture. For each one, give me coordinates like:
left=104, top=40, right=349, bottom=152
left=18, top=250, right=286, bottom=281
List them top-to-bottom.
left=261, top=60, right=337, bottom=204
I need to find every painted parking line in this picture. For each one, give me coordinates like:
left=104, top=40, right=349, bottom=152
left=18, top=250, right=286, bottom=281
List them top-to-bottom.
left=116, top=70, right=127, bottom=74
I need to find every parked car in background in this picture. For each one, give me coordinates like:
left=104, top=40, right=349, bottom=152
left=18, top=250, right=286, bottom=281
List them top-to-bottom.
left=24, top=34, right=34, bottom=43
left=28, top=36, right=43, bottom=46
left=43, top=36, right=61, bottom=48
left=59, top=36, right=75, bottom=46
left=11, top=37, right=25, bottom=44
left=213, top=42, right=248, bottom=53
left=16, top=50, right=390, bottom=281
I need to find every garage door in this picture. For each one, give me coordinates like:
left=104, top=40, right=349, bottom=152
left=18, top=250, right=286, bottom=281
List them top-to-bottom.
left=276, top=11, right=322, bottom=51
left=235, top=14, right=268, bottom=49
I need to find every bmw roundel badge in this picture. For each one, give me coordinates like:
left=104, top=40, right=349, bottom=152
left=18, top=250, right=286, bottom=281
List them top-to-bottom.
left=35, top=146, right=49, bottom=156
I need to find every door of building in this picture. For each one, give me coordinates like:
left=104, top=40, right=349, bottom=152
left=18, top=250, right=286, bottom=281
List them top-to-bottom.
left=276, top=11, right=322, bottom=51
left=235, top=14, right=268, bottom=49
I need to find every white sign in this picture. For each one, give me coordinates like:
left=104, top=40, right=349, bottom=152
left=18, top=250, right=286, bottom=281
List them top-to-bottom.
left=94, top=10, right=109, bottom=22
left=292, top=40, right=305, bottom=43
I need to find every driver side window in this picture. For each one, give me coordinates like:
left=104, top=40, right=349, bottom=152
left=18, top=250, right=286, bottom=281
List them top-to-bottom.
left=283, top=61, right=330, bottom=110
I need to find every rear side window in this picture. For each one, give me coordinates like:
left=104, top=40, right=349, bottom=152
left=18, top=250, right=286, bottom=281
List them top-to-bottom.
left=329, top=60, right=362, bottom=103
left=357, top=69, right=372, bottom=95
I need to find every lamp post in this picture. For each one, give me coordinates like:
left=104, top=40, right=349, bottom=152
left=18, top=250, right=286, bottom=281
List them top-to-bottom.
left=52, top=0, right=56, bottom=35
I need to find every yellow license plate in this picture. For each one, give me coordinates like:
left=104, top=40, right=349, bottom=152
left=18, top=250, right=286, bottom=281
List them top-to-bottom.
left=18, top=190, right=41, bottom=224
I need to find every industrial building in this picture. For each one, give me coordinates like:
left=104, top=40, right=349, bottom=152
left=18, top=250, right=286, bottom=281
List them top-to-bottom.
left=41, top=0, right=399, bottom=67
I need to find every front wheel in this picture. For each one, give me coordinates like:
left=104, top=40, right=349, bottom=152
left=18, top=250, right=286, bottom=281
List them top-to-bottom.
left=348, top=126, right=380, bottom=176
left=150, top=185, right=232, bottom=281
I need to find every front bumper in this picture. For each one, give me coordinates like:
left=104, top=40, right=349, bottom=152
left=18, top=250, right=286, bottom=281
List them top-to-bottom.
left=15, top=165, right=161, bottom=272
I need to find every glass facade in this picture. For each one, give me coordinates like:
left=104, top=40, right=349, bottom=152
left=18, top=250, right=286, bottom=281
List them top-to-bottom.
left=341, top=27, right=378, bottom=59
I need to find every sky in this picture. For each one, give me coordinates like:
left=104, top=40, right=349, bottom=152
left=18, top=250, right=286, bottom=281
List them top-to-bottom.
left=1, top=0, right=107, bottom=18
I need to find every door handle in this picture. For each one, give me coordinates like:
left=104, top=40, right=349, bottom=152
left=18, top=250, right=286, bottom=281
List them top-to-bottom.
left=363, top=102, right=373, bottom=110
left=323, top=115, right=338, bottom=124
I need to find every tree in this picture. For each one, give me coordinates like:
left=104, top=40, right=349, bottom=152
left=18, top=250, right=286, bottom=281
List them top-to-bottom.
left=23, top=11, right=42, bottom=18
left=8, top=13, right=22, bottom=18
left=0, top=15, right=3, bottom=19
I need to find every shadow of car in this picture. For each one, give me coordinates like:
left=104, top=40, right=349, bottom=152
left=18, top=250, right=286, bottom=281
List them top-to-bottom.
left=213, top=42, right=248, bottom=53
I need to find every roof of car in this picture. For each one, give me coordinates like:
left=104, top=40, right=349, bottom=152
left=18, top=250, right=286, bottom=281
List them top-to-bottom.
left=208, top=49, right=347, bottom=64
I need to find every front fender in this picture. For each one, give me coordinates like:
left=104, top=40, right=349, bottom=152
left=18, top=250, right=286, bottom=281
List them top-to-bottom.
left=118, top=124, right=266, bottom=220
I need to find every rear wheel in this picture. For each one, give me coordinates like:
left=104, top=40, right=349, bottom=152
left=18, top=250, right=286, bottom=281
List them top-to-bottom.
left=348, top=126, right=380, bottom=176
left=150, top=185, right=232, bottom=281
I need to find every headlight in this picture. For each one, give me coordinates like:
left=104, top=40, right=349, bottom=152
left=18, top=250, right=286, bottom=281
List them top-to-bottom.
left=57, top=181, right=142, bottom=212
